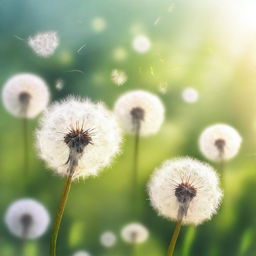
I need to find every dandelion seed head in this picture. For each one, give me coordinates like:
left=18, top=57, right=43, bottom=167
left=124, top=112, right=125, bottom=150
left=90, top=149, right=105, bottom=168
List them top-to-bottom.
left=91, top=17, right=107, bottom=32
left=28, top=31, right=59, bottom=58
left=132, top=35, right=151, bottom=54
left=111, top=69, right=127, bottom=86
left=2, top=73, right=50, bottom=118
left=182, top=88, right=199, bottom=103
left=114, top=90, right=165, bottom=136
left=36, top=96, right=122, bottom=179
left=199, top=124, right=242, bottom=162
left=148, top=157, right=223, bottom=225
left=5, top=199, right=50, bottom=239
left=121, top=223, right=149, bottom=244
left=100, top=231, right=117, bottom=248
left=73, top=251, right=91, bottom=256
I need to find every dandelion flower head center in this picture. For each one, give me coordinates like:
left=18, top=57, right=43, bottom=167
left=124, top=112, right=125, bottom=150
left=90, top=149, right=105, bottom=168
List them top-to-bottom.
left=19, top=91, right=31, bottom=113
left=130, top=107, right=145, bottom=126
left=64, top=127, right=93, bottom=154
left=214, top=138, right=226, bottom=155
left=175, top=182, right=197, bottom=220
left=20, top=213, right=33, bottom=235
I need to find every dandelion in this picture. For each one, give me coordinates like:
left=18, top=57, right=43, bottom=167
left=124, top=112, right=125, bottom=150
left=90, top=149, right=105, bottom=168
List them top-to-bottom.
left=91, top=17, right=107, bottom=32
left=28, top=31, right=59, bottom=58
left=132, top=35, right=151, bottom=54
left=111, top=69, right=127, bottom=86
left=2, top=73, right=50, bottom=174
left=2, top=73, right=50, bottom=119
left=182, top=88, right=199, bottom=103
left=114, top=90, right=164, bottom=216
left=114, top=90, right=164, bottom=136
left=36, top=96, right=121, bottom=256
left=199, top=124, right=242, bottom=163
left=148, top=157, right=223, bottom=256
left=5, top=198, right=50, bottom=240
left=121, top=223, right=149, bottom=244
left=100, top=231, right=117, bottom=248
left=73, top=251, right=91, bottom=256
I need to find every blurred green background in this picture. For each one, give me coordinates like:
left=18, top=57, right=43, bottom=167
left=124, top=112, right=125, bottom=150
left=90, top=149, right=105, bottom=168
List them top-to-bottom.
left=1, top=0, right=256, bottom=255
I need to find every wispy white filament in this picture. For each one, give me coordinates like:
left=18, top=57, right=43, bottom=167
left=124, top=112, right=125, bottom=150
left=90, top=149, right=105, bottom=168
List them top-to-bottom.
left=28, top=31, right=59, bottom=58
left=2, top=73, right=50, bottom=118
left=114, top=90, right=165, bottom=135
left=36, top=96, right=122, bottom=179
left=199, top=124, right=242, bottom=162
left=148, top=157, right=223, bottom=225
left=5, top=198, right=50, bottom=239
left=121, top=223, right=149, bottom=244
left=100, top=231, right=117, bottom=247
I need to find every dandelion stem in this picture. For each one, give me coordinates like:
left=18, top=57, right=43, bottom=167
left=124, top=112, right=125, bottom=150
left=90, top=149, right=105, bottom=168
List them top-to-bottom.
left=22, top=118, right=29, bottom=174
left=132, top=123, right=140, bottom=217
left=50, top=173, right=73, bottom=256
left=167, top=220, right=182, bottom=256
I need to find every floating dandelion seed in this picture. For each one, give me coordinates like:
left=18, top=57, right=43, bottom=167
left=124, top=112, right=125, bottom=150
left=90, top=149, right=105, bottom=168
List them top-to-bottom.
left=91, top=17, right=107, bottom=32
left=28, top=31, right=59, bottom=58
left=132, top=35, right=151, bottom=54
left=113, top=47, right=127, bottom=61
left=111, top=69, right=127, bottom=86
left=2, top=73, right=50, bottom=119
left=55, top=79, right=64, bottom=91
left=158, top=82, right=168, bottom=94
left=182, top=88, right=199, bottom=103
left=114, top=90, right=165, bottom=136
left=36, top=96, right=121, bottom=256
left=199, top=124, right=242, bottom=162
left=148, top=157, right=222, bottom=256
left=5, top=199, right=50, bottom=240
left=121, top=223, right=149, bottom=244
left=100, top=231, right=117, bottom=248
left=73, top=251, right=91, bottom=256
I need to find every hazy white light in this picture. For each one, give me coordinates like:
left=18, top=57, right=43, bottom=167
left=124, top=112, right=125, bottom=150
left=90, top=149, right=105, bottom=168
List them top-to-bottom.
left=91, top=17, right=107, bottom=32
left=132, top=35, right=151, bottom=53
left=113, top=47, right=127, bottom=61
left=55, top=79, right=64, bottom=91
left=182, top=88, right=199, bottom=103
left=100, top=231, right=117, bottom=247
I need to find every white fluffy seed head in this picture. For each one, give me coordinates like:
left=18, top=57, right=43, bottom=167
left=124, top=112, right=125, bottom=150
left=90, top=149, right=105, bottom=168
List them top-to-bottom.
left=28, top=31, right=59, bottom=58
left=132, top=35, right=151, bottom=53
left=111, top=69, right=127, bottom=86
left=2, top=73, right=50, bottom=118
left=114, top=90, right=165, bottom=136
left=36, top=96, right=122, bottom=179
left=199, top=124, right=242, bottom=162
left=148, top=157, right=223, bottom=225
left=4, top=198, right=50, bottom=240
left=121, top=223, right=149, bottom=244
left=100, top=231, right=117, bottom=248
left=73, top=251, right=91, bottom=256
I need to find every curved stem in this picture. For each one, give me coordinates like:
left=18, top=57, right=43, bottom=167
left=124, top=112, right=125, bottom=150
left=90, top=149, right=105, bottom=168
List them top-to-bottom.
left=50, top=174, right=73, bottom=256
left=167, top=220, right=182, bottom=256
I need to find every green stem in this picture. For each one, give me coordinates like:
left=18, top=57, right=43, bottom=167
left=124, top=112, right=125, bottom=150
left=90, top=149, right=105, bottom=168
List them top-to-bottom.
left=22, top=118, right=29, bottom=175
left=131, top=124, right=140, bottom=217
left=50, top=174, right=73, bottom=256
left=167, top=220, right=182, bottom=256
